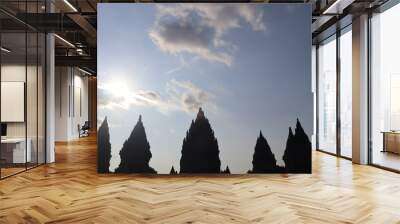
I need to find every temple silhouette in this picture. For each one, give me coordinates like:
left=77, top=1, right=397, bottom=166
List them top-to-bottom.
left=180, top=108, right=221, bottom=173
left=100, top=109, right=312, bottom=174
left=115, top=115, right=157, bottom=173
left=97, top=117, right=112, bottom=173
left=283, top=119, right=312, bottom=173
left=249, top=131, right=283, bottom=173
left=170, top=166, right=178, bottom=175
left=222, top=166, right=231, bottom=174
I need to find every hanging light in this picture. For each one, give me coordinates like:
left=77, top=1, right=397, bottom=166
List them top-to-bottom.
left=63, top=0, right=78, bottom=12
left=1, top=47, right=11, bottom=53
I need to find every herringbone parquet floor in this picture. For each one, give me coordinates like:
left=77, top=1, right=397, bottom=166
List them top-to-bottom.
left=1, top=135, right=400, bottom=224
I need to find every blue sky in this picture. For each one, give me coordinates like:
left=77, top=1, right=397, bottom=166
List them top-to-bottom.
left=98, top=3, right=312, bottom=173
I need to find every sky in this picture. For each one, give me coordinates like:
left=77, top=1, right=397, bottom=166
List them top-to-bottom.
left=98, top=3, right=312, bottom=174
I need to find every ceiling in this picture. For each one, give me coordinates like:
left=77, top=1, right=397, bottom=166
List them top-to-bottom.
left=0, top=0, right=391, bottom=75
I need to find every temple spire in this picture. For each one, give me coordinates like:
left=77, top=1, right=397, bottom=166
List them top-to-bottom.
left=196, top=107, right=205, bottom=119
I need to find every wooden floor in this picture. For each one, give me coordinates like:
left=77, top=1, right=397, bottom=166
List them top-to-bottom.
left=1, top=136, right=400, bottom=224
left=1, top=167, right=26, bottom=178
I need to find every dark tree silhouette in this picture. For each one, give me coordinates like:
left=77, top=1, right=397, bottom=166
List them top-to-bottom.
left=180, top=108, right=221, bottom=173
left=115, top=115, right=157, bottom=173
left=97, top=117, right=112, bottom=173
left=283, top=119, right=312, bottom=173
left=249, top=131, right=281, bottom=173
left=275, top=165, right=286, bottom=173
left=170, top=166, right=178, bottom=175
left=222, top=166, right=231, bottom=174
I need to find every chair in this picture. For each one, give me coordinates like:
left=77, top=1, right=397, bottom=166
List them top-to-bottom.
left=79, top=121, right=90, bottom=138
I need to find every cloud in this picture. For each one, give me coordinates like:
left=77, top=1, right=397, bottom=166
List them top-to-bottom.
left=149, top=4, right=266, bottom=66
left=149, top=11, right=233, bottom=66
left=165, top=55, right=199, bottom=75
left=98, top=79, right=216, bottom=114
left=166, top=79, right=215, bottom=113
left=98, top=85, right=161, bottom=110
left=98, top=88, right=125, bottom=109
left=136, top=90, right=161, bottom=103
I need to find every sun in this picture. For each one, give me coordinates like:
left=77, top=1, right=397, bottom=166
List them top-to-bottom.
left=102, top=79, right=132, bottom=98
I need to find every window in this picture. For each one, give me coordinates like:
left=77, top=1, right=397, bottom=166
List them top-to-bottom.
left=0, top=1, right=47, bottom=179
left=370, top=3, right=400, bottom=171
left=316, top=25, right=353, bottom=159
left=339, top=27, right=352, bottom=158
left=318, top=35, right=337, bottom=154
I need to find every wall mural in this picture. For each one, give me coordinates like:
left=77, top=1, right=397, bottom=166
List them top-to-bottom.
left=97, top=3, right=312, bottom=174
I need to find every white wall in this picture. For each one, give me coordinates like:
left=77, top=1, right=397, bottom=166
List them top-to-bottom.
left=311, top=45, right=317, bottom=150
left=55, top=66, right=69, bottom=141
left=55, top=67, right=89, bottom=141
left=72, top=73, right=89, bottom=137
